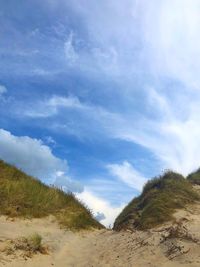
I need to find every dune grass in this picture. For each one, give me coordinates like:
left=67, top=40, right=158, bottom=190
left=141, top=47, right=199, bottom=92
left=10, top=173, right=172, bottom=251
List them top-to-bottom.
left=0, top=160, right=103, bottom=230
left=187, top=168, right=200, bottom=185
left=114, top=171, right=200, bottom=230
left=6, top=233, right=47, bottom=257
left=14, top=233, right=43, bottom=253
left=27, top=233, right=42, bottom=252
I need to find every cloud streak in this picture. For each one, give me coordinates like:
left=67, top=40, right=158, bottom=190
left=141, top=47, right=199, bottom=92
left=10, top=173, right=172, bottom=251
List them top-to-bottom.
left=64, top=31, right=79, bottom=65
left=13, top=88, right=200, bottom=177
left=32, top=93, right=200, bottom=176
left=22, top=95, right=84, bottom=118
left=107, top=161, right=146, bottom=191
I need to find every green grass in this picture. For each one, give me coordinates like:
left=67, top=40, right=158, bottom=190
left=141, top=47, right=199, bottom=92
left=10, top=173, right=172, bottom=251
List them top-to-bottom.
left=0, top=160, right=103, bottom=230
left=187, top=168, right=200, bottom=185
left=114, top=171, right=200, bottom=231
left=13, top=233, right=45, bottom=256
left=15, top=233, right=43, bottom=253
left=27, top=233, right=42, bottom=252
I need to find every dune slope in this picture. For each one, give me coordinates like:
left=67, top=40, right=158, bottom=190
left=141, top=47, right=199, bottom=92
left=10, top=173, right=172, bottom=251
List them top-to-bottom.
left=0, top=160, right=102, bottom=230
left=114, top=171, right=200, bottom=231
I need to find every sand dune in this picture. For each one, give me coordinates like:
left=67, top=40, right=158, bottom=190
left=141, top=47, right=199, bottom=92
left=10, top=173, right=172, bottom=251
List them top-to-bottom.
left=1, top=199, right=200, bottom=267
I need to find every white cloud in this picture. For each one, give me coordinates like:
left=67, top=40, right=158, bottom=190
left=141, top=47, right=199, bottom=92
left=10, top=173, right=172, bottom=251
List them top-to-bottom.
left=70, top=0, right=200, bottom=85
left=140, top=0, right=200, bottom=89
left=0, top=85, right=7, bottom=95
left=113, top=89, right=200, bottom=176
left=18, top=90, right=200, bottom=177
left=34, top=93, right=200, bottom=179
left=0, top=129, right=82, bottom=192
left=0, top=129, right=66, bottom=181
left=107, top=161, right=146, bottom=191
left=54, top=173, right=83, bottom=193
left=76, top=189, right=124, bottom=227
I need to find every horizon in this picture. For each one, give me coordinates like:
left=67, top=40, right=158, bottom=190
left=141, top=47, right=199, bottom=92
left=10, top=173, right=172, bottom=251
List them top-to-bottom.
left=1, top=0, right=200, bottom=226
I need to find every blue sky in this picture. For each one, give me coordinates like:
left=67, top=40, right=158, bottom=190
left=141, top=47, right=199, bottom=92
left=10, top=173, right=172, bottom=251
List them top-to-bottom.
left=1, top=0, right=200, bottom=226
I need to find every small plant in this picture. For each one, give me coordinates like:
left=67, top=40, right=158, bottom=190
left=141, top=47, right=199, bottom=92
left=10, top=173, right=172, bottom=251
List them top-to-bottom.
left=3, top=233, right=46, bottom=258
left=14, top=233, right=42, bottom=253
left=27, top=233, right=42, bottom=252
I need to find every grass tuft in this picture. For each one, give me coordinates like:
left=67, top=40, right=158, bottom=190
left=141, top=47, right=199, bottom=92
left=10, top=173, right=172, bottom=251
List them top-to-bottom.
left=14, top=233, right=42, bottom=253
left=27, top=233, right=42, bottom=252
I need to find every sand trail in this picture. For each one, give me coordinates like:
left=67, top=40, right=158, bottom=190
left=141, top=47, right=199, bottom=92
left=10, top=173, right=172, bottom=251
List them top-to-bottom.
left=1, top=202, right=200, bottom=267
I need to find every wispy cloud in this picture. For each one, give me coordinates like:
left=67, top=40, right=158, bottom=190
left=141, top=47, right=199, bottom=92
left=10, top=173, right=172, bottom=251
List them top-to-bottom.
left=2, top=0, right=200, bottom=225
left=140, top=0, right=200, bottom=89
left=64, top=31, right=79, bottom=65
left=13, top=87, right=200, bottom=177
left=113, top=89, right=200, bottom=176
left=22, top=95, right=84, bottom=118
left=107, top=161, right=146, bottom=191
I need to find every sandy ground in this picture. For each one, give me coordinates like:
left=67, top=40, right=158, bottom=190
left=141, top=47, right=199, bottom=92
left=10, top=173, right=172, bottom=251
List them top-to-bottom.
left=1, top=187, right=200, bottom=267
left=0, top=210, right=200, bottom=267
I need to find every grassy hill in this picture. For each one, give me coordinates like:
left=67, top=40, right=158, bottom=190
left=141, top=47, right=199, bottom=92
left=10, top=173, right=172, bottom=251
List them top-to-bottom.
left=0, top=160, right=103, bottom=230
left=114, top=171, right=200, bottom=231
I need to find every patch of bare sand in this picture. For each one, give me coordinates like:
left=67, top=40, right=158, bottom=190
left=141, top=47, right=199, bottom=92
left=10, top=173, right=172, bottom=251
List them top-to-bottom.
left=1, top=188, right=200, bottom=267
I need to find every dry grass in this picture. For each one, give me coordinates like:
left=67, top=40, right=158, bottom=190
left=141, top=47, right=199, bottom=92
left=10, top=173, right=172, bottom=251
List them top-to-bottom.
left=0, top=160, right=103, bottom=230
left=114, top=171, right=200, bottom=230
left=2, top=233, right=47, bottom=259
left=14, top=233, right=43, bottom=253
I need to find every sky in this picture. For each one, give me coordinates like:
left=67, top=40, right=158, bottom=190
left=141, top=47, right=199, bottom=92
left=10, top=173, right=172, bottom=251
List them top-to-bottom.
left=1, top=0, right=200, bottom=226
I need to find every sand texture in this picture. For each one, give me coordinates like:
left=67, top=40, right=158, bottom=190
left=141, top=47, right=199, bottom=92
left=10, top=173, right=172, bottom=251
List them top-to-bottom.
left=1, top=188, right=200, bottom=266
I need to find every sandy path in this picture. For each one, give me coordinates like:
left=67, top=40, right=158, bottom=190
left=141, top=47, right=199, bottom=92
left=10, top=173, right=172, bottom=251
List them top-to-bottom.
left=1, top=205, right=200, bottom=267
